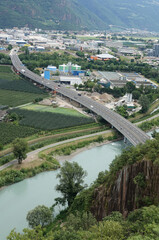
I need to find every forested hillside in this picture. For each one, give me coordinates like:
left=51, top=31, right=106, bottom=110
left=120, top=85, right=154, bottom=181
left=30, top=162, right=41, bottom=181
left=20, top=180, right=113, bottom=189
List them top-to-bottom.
left=1, top=0, right=159, bottom=31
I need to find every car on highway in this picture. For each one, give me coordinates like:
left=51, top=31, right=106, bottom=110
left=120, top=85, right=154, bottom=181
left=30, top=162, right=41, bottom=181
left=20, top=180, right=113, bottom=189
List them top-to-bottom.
left=78, top=93, right=81, bottom=96
left=91, top=105, right=93, bottom=108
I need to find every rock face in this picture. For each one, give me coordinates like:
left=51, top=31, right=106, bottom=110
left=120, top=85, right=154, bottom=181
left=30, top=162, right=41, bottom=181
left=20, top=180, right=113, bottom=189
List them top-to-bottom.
left=91, top=160, right=159, bottom=221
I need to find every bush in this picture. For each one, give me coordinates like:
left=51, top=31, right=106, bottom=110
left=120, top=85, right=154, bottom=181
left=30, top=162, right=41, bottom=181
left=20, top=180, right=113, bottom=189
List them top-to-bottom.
left=26, top=205, right=53, bottom=228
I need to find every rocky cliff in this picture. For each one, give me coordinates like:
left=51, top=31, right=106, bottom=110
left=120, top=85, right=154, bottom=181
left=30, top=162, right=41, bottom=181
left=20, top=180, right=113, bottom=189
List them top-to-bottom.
left=91, top=160, right=159, bottom=221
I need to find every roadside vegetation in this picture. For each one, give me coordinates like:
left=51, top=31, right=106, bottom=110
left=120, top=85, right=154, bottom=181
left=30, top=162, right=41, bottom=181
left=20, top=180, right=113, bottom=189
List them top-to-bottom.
left=0, top=53, right=11, bottom=65
left=130, top=99, right=159, bottom=123
left=138, top=117, right=159, bottom=131
left=0, top=122, right=107, bottom=155
left=0, top=127, right=111, bottom=166
left=0, top=131, right=116, bottom=188
left=40, top=132, right=117, bottom=158
left=0, top=160, right=60, bottom=188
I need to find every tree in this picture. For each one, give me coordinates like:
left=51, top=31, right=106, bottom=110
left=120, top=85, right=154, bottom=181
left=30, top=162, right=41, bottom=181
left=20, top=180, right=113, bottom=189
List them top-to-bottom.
left=7, top=44, right=12, bottom=51
left=25, top=47, right=29, bottom=56
left=76, top=51, right=85, bottom=58
left=125, top=82, right=136, bottom=93
left=139, top=95, right=150, bottom=113
left=116, top=105, right=128, bottom=118
left=9, top=112, right=19, bottom=122
left=12, top=138, right=28, bottom=164
left=0, top=142, right=3, bottom=150
left=55, top=161, right=87, bottom=207
left=26, top=205, right=53, bottom=228
left=66, top=211, right=97, bottom=231
left=103, top=211, right=123, bottom=222
left=84, top=220, right=124, bottom=240
left=7, top=226, right=46, bottom=240
left=54, top=229, right=81, bottom=240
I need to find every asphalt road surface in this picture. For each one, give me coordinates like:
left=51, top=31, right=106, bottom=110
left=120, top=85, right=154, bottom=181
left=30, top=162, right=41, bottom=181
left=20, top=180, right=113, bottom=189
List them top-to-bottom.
left=10, top=48, right=150, bottom=146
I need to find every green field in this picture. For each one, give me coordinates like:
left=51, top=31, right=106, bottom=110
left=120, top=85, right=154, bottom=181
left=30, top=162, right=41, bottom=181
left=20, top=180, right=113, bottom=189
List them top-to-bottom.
left=0, top=65, right=48, bottom=107
left=0, top=65, right=46, bottom=94
left=0, top=65, right=19, bottom=78
left=0, top=89, right=48, bottom=107
left=22, top=104, right=85, bottom=117
left=10, top=108, right=94, bottom=130
left=0, top=122, right=39, bottom=145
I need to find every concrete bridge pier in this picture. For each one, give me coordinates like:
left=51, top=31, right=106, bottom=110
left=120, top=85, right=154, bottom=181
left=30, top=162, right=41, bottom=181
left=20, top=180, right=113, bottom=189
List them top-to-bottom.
left=124, top=136, right=127, bottom=143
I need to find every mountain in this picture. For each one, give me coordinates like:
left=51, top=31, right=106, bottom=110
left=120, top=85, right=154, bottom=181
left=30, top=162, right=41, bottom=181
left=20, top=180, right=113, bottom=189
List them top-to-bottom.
left=1, top=0, right=159, bottom=31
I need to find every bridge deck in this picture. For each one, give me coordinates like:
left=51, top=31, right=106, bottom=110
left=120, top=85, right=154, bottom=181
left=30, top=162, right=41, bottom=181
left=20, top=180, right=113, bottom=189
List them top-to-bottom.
left=10, top=49, right=150, bottom=146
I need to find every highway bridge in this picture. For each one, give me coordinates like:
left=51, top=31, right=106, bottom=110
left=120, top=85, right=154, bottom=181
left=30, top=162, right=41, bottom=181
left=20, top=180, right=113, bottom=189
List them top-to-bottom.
left=10, top=49, right=150, bottom=146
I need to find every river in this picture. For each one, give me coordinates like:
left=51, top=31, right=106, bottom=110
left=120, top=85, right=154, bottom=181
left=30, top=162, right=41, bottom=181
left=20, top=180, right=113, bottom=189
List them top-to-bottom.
left=0, top=136, right=149, bottom=239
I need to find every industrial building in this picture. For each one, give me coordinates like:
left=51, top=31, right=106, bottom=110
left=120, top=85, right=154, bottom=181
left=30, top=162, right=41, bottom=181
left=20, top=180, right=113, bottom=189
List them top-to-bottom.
left=16, top=40, right=27, bottom=46
left=153, top=44, right=159, bottom=57
left=90, top=53, right=116, bottom=61
left=59, top=62, right=81, bottom=73
left=44, top=65, right=57, bottom=79
left=47, top=65, right=57, bottom=71
left=44, top=69, right=50, bottom=80
left=98, top=71, right=157, bottom=88
left=59, top=76, right=82, bottom=85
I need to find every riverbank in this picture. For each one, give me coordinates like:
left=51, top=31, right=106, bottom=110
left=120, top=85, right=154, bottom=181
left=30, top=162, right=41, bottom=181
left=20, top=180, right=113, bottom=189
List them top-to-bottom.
left=0, top=130, right=117, bottom=189
left=0, top=137, right=121, bottom=192
left=55, top=137, right=122, bottom=163
left=0, top=138, right=126, bottom=240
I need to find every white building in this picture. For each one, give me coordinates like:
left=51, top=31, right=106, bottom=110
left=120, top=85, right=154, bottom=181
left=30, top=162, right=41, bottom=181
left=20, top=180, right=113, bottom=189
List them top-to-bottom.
left=59, top=76, right=82, bottom=85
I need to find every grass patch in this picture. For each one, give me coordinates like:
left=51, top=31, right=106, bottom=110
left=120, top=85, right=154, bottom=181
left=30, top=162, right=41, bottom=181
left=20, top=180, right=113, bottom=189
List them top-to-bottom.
left=77, top=36, right=100, bottom=41
left=130, top=99, right=159, bottom=123
left=22, top=104, right=85, bottom=117
left=138, top=117, right=159, bottom=131
left=29, top=128, right=110, bottom=152
left=40, top=131, right=117, bottom=157
left=0, top=154, right=14, bottom=166
left=0, top=159, right=60, bottom=188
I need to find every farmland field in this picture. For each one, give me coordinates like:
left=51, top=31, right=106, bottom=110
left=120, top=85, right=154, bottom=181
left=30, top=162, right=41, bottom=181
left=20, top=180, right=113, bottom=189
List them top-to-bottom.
left=0, top=65, right=46, bottom=94
left=0, top=65, right=48, bottom=107
left=0, top=89, right=48, bottom=107
left=22, top=104, right=85, bottom=117
left=10, top=109, right=94, bottom=130
left=0, top=123, right=39, bottom=145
